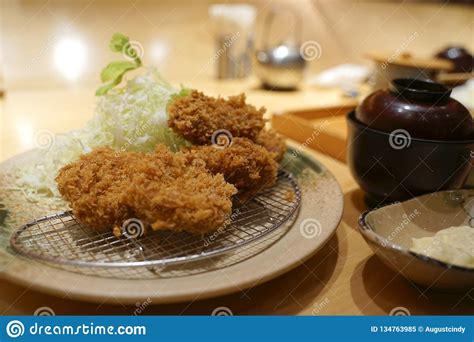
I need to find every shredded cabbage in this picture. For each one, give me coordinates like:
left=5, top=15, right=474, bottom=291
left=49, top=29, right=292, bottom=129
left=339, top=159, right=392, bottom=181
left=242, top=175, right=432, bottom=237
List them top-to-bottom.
left=14, top=68, right=189, bottom=206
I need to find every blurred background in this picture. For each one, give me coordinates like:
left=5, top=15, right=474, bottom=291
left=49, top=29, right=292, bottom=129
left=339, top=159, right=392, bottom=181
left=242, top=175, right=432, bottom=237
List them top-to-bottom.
left=0, top=0, right=473, bottom=160
left=1, top=0, right=472, bottom=88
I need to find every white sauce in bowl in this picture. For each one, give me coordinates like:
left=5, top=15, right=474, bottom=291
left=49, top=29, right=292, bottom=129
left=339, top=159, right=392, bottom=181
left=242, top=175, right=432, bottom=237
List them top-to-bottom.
left=410, top=226, right=474, bottom=268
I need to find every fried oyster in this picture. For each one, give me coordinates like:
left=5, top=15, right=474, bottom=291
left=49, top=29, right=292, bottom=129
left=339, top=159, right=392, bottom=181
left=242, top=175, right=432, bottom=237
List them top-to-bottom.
left=168, top=90, right=266, bottom=145
left=183, top=138, right=278, bottom=202
left=56, top=146, right=237, bottom=234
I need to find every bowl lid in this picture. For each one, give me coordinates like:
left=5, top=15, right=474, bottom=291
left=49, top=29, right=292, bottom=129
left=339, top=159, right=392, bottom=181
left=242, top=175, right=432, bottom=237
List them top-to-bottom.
left=389, top=78, right=452, bottom=102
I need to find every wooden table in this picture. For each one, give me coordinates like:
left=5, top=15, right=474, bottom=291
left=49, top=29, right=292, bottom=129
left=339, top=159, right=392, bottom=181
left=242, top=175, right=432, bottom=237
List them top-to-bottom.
left=0, top=82, right=472, bottom=316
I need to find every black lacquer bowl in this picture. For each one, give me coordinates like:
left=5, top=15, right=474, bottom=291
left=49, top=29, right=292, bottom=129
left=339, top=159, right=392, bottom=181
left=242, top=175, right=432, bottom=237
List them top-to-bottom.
left=347, top=111, right=474, bottom=205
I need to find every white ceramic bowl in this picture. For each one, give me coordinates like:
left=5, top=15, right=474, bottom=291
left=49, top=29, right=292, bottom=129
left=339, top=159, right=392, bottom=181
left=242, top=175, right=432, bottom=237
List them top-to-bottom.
left=358, top=189, right=474, bottom=291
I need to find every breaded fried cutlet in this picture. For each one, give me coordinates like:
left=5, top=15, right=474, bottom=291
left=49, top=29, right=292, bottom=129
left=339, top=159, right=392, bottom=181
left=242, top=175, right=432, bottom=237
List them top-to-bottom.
left=168, top=90, right=266, bottom=145
left=256, top=128, right=287, bottom=162
left=183, top=138, right=278, bottom=202
left=56, top=146, right=237, bottom=234
left=56, top=148, right=134, bottom=228
left=127, top=148, right=237, bottom=233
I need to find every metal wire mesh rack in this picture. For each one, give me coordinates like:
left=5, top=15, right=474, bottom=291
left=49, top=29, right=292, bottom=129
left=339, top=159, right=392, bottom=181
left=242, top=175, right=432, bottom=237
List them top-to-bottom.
left=10, top=170, right=301, bottom=279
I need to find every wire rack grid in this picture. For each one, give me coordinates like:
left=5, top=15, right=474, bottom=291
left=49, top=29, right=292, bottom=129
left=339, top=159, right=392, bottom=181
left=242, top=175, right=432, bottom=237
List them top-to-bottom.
left=10, top=170, right=301, bottom=278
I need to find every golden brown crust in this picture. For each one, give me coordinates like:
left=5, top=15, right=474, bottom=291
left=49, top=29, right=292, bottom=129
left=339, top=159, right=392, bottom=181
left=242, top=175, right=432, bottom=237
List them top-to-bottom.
left=167, top=90, right=266, bottom=145
left=256, top=128, right=287, bottom=161
left=183, top=138, right=278, bottom=202
left=56, top=146, right=237, bottom=234
left=56, top=148, right=135, bottom=228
